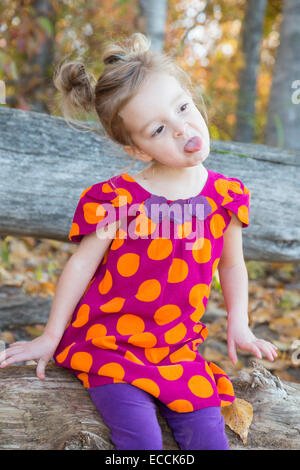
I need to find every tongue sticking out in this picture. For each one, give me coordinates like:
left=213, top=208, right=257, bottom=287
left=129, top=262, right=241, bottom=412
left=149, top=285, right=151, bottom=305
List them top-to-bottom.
left=184, top=136, right=202, bottom=153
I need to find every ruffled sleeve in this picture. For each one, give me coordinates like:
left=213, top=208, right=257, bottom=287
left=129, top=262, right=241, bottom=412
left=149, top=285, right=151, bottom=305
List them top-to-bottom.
left=217, top=176, right=251, bottom=228
left=68, top=180, right=130, bottom=243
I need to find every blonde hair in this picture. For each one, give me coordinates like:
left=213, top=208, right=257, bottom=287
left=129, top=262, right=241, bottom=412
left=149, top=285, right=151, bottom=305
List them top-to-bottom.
left=53, top=32, right=206, bottom=170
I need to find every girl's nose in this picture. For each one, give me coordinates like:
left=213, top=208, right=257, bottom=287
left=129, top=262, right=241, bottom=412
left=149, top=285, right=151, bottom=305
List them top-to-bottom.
left=173, top=121, right=186, bottom=137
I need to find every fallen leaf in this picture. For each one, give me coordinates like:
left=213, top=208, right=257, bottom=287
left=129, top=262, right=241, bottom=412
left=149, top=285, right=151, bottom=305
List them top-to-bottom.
left=221, top=397, right=253, bottom=445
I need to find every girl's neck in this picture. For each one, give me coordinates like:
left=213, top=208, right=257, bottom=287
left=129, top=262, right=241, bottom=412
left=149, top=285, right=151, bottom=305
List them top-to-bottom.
left=133, top=163, right=208, bottom=200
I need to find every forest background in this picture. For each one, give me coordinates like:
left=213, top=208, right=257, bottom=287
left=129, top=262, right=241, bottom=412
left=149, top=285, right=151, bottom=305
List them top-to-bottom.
left=0, top=0, right=299, bottom=385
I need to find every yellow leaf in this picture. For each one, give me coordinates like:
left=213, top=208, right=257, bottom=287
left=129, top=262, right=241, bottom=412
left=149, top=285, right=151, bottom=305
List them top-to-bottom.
left=221, top=398, right=253, bottom=445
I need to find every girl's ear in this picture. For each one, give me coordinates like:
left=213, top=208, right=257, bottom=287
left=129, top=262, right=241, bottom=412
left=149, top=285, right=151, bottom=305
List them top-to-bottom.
left=123, top=145, right=153, bottom=162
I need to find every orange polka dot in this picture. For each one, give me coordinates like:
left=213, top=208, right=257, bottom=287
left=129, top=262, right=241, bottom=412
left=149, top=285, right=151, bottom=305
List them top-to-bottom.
left=122, top=173, right=136, bottom=183
left=102, top=182, right=114, bottom=194
left=112, top=187, right=132, bottom=206
left=206, top=196, right=218, bottom=213
left=83, top=202, right=106, bottom=225
left=237, top=205, right=249, bottom=225
left=134, top=211, right=157, bottom=237
left=210, top=214, right=226, bottom=239
left=176, top=221, right=192, bottom=239
left=69, top=222, right=80, bottom=240
left=111, top=237, right=125, bottom=250
left=192, top=237, right=212, bottom=264
left=147, top=238, right=173, bottom=260
left=117, top=253, right=140, bottom=277
left=167, top=258, right=189, bottom=283
left=212, top=258, right=220, bottom=275
left=98, top=269, right=113, bottom=295
left=135, top=279, right=161, bottom=302
left=189, top=283, right=209, bottom=308
left=99, top=297, right=125, bottom=312
left=190, top=302, right=206, bottom=322
left=72, top=304, right=90, bottom=327
left=154, top=304, right=182, bottom=325
left=117, top=314, right=145, bottom=335
left=85, top=323, right=107, bottom=341
left=164, top=323, right=187, bottom=345
left=128, top=332, right=157, bottom=348
left=92, top=336, right=118, bottom=350
left=55, top=342, right=76, bottom=363
left=169, top=345, right=196, bottom=363
left=144, top=346, right=170, bottom=363
left=124, top=350, right=145, bottom=365
left=70, top=351, right=93, bottom=373
left=205, top=361, right=216, bottom=382
left=207, top=361, right=226, bottom=375
left=98, top=362, right=125, bottom=380
left=158, top=364, right=184, bottom=380
left=77, top=372, right=90, bottom=388
left=188, top=375, right=214, bottom=398
left=217, top=376, right=234, bottom=396
left=131, top=378, right=160, bottom=398
left=167, top=399, right=194, bottom=412
left=221, top=400, right=234, bottom=407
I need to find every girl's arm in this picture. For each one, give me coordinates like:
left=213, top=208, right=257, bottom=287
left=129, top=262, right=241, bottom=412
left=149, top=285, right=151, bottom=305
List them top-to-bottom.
left=218, top=214, right=278, bottom=365
left=0, top=222, right=119, bottom=378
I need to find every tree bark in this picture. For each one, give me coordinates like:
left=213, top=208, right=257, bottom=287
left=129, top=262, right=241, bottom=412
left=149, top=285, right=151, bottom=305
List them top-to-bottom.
left=137, top=0, right=168, bottom=52
left=235, top=0, right=268, bottom=142
left=265, top=0, right=300, bottom=150
left=0, top=106, right=299, bottom=262
left=0, top=362, right=299, bottom=450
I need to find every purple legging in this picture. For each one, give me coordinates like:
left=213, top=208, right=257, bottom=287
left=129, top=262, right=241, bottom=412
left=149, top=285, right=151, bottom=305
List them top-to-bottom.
left=88, top=383, right=230, bottom=450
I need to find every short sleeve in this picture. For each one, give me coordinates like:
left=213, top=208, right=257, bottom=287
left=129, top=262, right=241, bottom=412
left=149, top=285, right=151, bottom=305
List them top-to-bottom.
left=220, top=177, right=251, bottom=228
left=68, top=181, right=129, bottom=243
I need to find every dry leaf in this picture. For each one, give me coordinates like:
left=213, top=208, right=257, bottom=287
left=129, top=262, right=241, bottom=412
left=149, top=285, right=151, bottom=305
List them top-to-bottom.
left=221, top=397, right=253, bottom=445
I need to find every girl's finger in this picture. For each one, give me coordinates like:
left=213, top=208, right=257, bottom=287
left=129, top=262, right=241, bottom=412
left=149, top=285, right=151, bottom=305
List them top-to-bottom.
left=228, top=339, right=238, bottom=365
left=9, top=341, right=27, bottom=348
left=254, top=341, right=275, bottom=361
left=249, top=343, right=262, bottom=359
left=0, top=346, right=23, bottom=362
left=0, top=353, right=29, bottom=367
left=36, top=358, right=47, bottom=380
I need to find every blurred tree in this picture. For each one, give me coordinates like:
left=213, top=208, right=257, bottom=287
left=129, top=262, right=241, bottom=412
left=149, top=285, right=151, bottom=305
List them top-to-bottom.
left=138, top=0, right=168, bottom=51
left=234, top=0, right=267, bottom=143
left=265, top=0, right=300, bottom=150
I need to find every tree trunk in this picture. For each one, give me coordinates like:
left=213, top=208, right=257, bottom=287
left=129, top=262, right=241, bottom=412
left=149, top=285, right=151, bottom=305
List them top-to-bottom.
left=137, top=0, right=168, bottom=51
left=235, top=0, right=268, bottom=142
left=265, top=0, right=300, bottom=150
left=0, top=106, right=299, bottom=262
left=0, top=362, right=299, bottom=450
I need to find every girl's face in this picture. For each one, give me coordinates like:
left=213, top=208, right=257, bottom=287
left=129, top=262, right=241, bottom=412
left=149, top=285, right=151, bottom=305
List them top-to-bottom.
left=119, top=72, right=210, bottom=168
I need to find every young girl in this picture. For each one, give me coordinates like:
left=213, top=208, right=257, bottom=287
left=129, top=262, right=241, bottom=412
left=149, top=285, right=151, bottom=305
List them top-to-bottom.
left=0, top=33, right=278, bottom=450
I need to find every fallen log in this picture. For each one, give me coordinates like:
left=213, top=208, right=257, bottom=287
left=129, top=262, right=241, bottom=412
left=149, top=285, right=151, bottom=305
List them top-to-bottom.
left=0, top=106, right=299, bottom=262
left=0, top=362, right=299, bottom=450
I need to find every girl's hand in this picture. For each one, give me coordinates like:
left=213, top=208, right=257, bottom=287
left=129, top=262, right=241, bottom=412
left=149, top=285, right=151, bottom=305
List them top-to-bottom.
left=227, top=320, right=278, bottom=365
left=0, top=331, right=60, bottom=380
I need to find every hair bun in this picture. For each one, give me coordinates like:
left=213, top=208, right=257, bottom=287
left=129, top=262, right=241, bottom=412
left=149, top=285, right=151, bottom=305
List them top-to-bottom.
left=102, top=33, right=151, bottom=66
left=53, top=60, right=96, bottom=113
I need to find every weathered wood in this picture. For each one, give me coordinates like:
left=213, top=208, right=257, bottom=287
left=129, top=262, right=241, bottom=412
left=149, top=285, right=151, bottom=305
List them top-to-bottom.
left=0, top=105, right=299, bottom=261
left=0, top=285, right=51, bottom=329
left=0, top=362, right=299, bottom=450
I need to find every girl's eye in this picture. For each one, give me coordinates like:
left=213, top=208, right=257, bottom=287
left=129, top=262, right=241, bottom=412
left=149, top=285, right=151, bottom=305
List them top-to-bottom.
left=151, top=103, right=189, bottom=137
left=180, top=103, right=189, bottom=112
left=152, top=126, right=164, bottom=137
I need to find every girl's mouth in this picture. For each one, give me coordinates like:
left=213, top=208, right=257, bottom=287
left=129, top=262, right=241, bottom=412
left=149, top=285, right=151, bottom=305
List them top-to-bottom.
left=184, top=136, right=202, bottom=153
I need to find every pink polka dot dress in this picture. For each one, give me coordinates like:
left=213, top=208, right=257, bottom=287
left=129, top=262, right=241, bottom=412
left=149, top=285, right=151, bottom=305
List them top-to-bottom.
left=53, top=168, right=251, bottom=413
